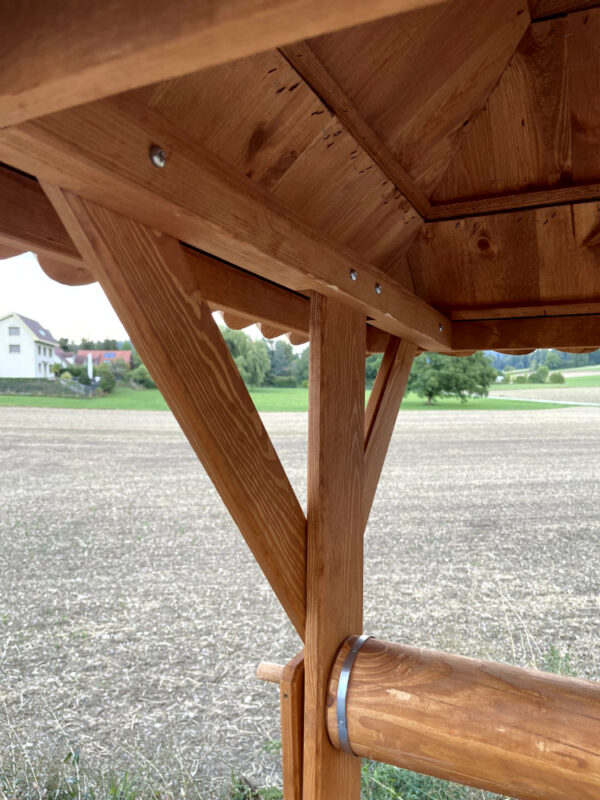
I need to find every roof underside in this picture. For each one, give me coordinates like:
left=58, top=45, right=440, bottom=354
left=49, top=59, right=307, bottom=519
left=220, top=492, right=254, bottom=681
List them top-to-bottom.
left=1, top=0, right=599, bottom=354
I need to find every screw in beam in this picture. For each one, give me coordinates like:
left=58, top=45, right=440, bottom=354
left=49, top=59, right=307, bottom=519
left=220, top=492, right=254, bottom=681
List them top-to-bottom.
left=149, top=145, right=166, bottom=168
left=349, top=269, right=358, bottom=281
left=375, top=283, right=382, bottom=295
left=439, top=323, right=444, bottom=332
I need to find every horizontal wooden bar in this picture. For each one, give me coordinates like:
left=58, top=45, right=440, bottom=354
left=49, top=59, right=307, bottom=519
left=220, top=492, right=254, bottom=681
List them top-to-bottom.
left=0, top=0, right=447, bottom=128
left=0, top=96, right=451, bottom=351
left=427, top=182, right=600, bottom=220
left=450, top=301, right=600, bottom=321
left=452, top=314, right=600, bottom=351
left=327, top=637, right=600, bottom=800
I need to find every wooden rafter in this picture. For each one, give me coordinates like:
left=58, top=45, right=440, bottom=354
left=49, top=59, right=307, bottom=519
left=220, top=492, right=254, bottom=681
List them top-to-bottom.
left=0, top=0, right=449, bottom=128
left=279, top=42, right=430, bottom=217
left=0, top=97, right=450, bottom=351
left=0, top=165, right=390, bottom=351
left=427, top=183, right=600, bottom=220
left=43, top=184, right=308, bottom=637
left=304, top=294, right=365, bottom=799
left=453, top=314, right=600, bottom=351
left=363, top=338, right=417, bottom=530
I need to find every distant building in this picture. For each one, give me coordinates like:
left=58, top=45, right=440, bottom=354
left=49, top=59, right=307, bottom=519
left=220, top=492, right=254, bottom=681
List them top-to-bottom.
left=0, top=312, right=59, bottom=378
left=54, top=348, right=75, bottom=369
left=75, top=349, right=132, bottom=367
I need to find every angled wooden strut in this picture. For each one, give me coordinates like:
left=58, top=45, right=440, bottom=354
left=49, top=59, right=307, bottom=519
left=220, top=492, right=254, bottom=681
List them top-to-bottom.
left=42, top=184, right=308, bottom=638
left=304, top=294, right=365, bottom=800
left=363, top=338, right=417, bottom=531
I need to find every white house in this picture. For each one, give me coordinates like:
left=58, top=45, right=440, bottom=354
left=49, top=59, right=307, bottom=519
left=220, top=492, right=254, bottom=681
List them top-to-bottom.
left=0, top=312, right=60, bottom=378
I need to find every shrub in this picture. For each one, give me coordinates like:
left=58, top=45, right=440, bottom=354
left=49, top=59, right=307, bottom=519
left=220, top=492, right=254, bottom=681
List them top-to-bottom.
left=131, top=364, right=156, bottom=389
left=528, top=364, right=549, bottom=383
left=97, top=367, right=116, bottom=393
left=60, top=371, right=73, bottom=381
left=549, top=371, right=565, bottom=384
left=271, top=375, right=297, bottom=388
left=514, top=375, right=527, bottom=384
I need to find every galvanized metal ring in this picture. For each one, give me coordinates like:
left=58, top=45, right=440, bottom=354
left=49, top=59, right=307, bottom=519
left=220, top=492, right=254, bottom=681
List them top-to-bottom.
left=336, top=634, right=373, bottom=756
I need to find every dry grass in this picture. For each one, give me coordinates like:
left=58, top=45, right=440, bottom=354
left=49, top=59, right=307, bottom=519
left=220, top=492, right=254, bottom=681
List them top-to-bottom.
left=0, top=406, right=599, bottom=797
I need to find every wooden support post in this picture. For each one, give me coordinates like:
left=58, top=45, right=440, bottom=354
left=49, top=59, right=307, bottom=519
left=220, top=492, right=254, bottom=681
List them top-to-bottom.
left=43, top=185, right=308, bottom=637
left=304, top=293, right=365, bottom=800
left=363, top=338, right=417, bottom=530
left=327, top=638, right=600, bottom=800
left=280, top=653, right=305, bottom=800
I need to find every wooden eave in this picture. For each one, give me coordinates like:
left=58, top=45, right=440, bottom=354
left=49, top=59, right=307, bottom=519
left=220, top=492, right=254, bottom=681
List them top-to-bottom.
left=1, top=0, right=600, bottom=353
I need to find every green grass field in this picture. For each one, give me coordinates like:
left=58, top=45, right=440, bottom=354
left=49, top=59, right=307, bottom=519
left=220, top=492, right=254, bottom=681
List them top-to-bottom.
left=0, top=384, right=571, bottom=412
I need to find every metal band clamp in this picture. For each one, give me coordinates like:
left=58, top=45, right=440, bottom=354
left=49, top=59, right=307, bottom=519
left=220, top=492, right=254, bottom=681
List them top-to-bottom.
left=336, top=634, right=373, bottom=756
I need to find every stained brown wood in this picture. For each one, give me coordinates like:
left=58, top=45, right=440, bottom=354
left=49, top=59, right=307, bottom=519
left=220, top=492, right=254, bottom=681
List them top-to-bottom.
left=0, top=0, right=449, bottom=127
left=307, top=0, right=529, bottom=199
left=531, top=0, right=600, bottom=18
left=434, top=8, right=600, bottom=207
left=279, top=41, right=430, bottom=216
left=138, top=51, right=422, bottom=278
left=0, top=96, right=450, bottom=350
left=0, top=166, right=83, bottom=269
left=427, top=182, right=600, bottom=219
left=43, top=185, right=308, bottom=637
left=409, top=202, right=600, bottom=312
left=304, top=294, right=365, bottom=800
left=451, top=300, right=600, bottom=320
left=453, top=314, right=600, bottom=350
left=363, top=338, right=417, bottom=530
left=327, top=638, right=600, bottom=800
left=280, top=652, right=305, bottom=800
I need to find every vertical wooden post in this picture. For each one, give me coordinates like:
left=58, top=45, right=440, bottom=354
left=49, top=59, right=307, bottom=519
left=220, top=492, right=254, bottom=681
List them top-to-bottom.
left=304, top=293, right=365, bottom=799
left=281, top=652, right=305, bottom=800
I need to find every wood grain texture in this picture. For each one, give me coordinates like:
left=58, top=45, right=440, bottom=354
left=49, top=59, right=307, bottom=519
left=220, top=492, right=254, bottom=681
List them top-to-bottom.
left=0, top=0, right=449, bottom=127
left=307, top=0, right=529, bottom=198
left=531, top=0, right=600, bottom=18
left=434, top=8, right=600, bottom=206
left=279, top=41, right=430, bottom=217
left=138, top=50, right=422, bottom=279
left=0, top=96, right=450, bottom=350
left=427, top=181, right=600, bottom=218
left=43, top=186, right=308, bottom=637
left=408, top=202, right=600, bottom=312
left=304, top=294, right=365, bottom=800
left=450, top=300, right=600, bottom=319
left=453, top=314, right=600, bottom=350
left=363, top=338, right=417, bottom=530
left=327, top=638, right=600, bottom=800
left=280, top=652, right=305, bottom=800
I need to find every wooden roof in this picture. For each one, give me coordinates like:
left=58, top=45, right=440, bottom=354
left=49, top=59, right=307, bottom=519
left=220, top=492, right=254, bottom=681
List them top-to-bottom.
left=1, top=0, right=600, bottom=353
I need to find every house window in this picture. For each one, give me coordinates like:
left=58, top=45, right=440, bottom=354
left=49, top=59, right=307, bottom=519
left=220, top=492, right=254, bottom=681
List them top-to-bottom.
left=8, top=326, right=19, bottom=336
left=9, top=344, right=20, bottom=353
left=37, top=345, right=41, bottom=355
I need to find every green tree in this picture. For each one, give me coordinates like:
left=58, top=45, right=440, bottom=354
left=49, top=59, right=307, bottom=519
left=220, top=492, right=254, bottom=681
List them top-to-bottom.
left=221, top=328, right=270, bottom=387
left=268, top=340, right=295, bottom=383
left=293, top=347, right=309, bottom=387
left=408, top=352, right=497, bottom=404
left=365, top=353, right=383, bottom=388
left=107, top=357, right=131, bottom=382
left=131, top=364, right=156, bottom=389
left=96, top=365, right=116, bottom=393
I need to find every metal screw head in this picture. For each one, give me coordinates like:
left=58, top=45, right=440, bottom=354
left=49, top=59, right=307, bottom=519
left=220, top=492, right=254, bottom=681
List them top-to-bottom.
left=149, top=145, right=166, bottom=168
left=349, top=268, right=357, bottom=281
left=375, top=283, right=382, bottom=295
left=439, top=323, right=444, bottom=332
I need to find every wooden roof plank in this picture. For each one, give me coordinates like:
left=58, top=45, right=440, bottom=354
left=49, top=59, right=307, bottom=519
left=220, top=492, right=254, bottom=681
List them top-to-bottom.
left=0, top=0, right=449, bottom=128
left=279, top=41, right=431, bottom=216
left=0, top=96, right=450, bottom=351
left=43, top=183, right=308, bottom=637
left=453, top=314, right=600, bottom=350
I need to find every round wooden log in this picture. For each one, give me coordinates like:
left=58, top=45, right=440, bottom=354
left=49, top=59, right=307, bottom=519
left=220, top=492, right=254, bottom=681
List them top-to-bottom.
left=327, top=637, right=600, bottom=800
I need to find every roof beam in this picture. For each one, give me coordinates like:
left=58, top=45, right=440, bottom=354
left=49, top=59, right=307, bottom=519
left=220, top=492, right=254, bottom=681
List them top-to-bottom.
left=0, top=0, right=448, bottom=128
left=279, top=42, right=430, bottom=217
left=0, top=96, right=450, bottom=351
left=0, top=166, right=389, bottom=351
left=427, top=182, right=600, bottom=221
left=43, top=183, right=308, bottom=637
left=453, top=315, right=600, bottom=351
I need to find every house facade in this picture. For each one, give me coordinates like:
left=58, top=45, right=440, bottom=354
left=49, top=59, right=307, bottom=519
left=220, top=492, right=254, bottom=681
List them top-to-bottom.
left=0, top=312, right=59, bottom=378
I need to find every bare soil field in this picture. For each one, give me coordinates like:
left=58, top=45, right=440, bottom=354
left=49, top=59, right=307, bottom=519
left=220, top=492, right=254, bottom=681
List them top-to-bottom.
left=492, top=385, right=600, bottom=404
left=1, top=407, right=599, bottom=796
